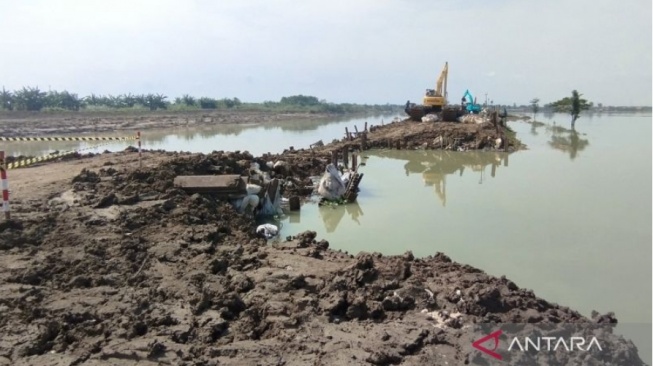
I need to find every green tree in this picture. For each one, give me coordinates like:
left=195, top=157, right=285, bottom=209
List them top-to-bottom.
left=14, top=86, right=47, bottom=111
left=0, top=87, right=14, bottom=110
left=45, top=90, right=82, bottom=110
left=547, top=90, right=592, bottom=129
left=84, top=93, right=102, bottom=107
left=121, top=93, right=138, bottom=108
left=144, top=94, right=167, bottom=111
left=181, top=94, right=196, bottom=107
left=280, top=95, right=320, bottom=106
left=199, top=97, right=217, bottom=109
left=530, top=98, right=540, bottom=121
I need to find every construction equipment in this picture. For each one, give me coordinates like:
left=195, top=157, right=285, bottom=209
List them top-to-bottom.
left=405, top=61, right=464, bottom=122
left=424, top=62, right=449, bottom=110
left=462, top=89, right=482, bottom=114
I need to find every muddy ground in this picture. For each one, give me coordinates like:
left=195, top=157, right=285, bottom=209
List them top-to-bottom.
left=0, top=118, right=647, bottom=365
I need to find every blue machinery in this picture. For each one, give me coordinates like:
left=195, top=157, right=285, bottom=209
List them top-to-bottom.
left=462, top=89, right=482, bottom=114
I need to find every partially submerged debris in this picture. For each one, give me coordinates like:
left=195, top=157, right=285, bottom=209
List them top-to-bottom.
left=317, top=163, right=364, bottom=204
left=317, top=164, right=346, bottom=200
left=173, top=174, right=247, bottom=196
left=256, top=223, right=279, bottom=239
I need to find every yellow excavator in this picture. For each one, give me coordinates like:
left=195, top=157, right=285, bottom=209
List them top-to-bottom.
left=405, top=61, right=463, bottom=122
left=423, top=61, right=448, bottom=109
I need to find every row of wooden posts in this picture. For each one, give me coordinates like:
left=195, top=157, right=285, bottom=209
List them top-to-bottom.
left=313, top=120, right=419, bottom=155
left=340, top=121, right=423, bottom=151
left=341, top=122, right=464, bottom=151
left=331, top=148, right=358, bottom=171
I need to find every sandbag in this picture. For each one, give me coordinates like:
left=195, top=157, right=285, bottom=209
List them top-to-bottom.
left=422, top=114, right=439, bottom=123
left=317, top=164, right=346, bottom=200
left=246, top=184, right=262, bottom=195
left=256, top=224, right=279, bottom=239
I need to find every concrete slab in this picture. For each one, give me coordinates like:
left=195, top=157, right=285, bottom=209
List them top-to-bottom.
left=173, top=175, right=247, bottom=196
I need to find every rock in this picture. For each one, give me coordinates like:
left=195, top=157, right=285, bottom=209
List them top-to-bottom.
left=72, top=169, right=100, bottom=183
left=94, top=193, right=117, bottom=208
left=118, top=194, right=139, bottom=205
left=161, top=199, right=176, bottom=211
left=316, top=240, right=329, bottom=250
left=402, top=251, right=415, bottom=261
left=232, top=274, right=254, bottom=293
left=345, top=296, right=368, bottom=320
left=591, top=311, right=618, bottom=324
left=366, top=350, right=402, bottom=365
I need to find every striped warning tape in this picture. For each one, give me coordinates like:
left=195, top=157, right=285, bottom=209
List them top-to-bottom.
left=0, top=135, right=137, bottom=142
left=6, top=141, right=117, bottom=170
left=6, top=150, right=77, bottom=169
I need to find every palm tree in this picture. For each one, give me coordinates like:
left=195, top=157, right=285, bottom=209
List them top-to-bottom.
left=14, top=86, right=47, bottom=111
left=0, top=87, right=14, bottom=110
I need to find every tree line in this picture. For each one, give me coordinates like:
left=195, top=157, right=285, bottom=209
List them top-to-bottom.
left=0, top=87, right=399, bottom=114
left=529, top=90, right=594, bottom=129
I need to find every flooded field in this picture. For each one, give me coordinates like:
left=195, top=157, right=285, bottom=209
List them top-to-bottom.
left=3, top=112, right=651, bottom=362
left=266, top=113, right=653, bottom=362
left=1, top=114, right=399, bottom=157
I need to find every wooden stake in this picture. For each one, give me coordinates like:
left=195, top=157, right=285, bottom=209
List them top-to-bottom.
left=0, top=151, right=9, bottom=220
left=289, top=196, right=300, bottom=211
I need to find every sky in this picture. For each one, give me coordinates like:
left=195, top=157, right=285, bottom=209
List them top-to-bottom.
left=0, top=0, right=651, bottom=106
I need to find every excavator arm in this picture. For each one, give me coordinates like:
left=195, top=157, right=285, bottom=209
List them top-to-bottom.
left=423, top=62, right=448, bottom=108
left=435, top=62, right=448, bottom=98
left=462, top=89, right=481, bottom=114
left=463, top=90, right=474, bottom=104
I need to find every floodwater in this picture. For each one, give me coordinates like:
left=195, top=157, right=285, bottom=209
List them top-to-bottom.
left=3, top=112, right=652, bottom=362
left=267, top=113, right=652, bottom=363
left=0, top=114, right=398, bottom=157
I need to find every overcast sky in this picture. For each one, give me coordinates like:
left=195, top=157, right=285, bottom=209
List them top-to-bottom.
left=0, top=0, right=651, bottom=106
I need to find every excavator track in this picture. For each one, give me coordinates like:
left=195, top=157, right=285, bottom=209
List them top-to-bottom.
left=405, top=103, right=464, bottom=122
left=405, top=103, right=441, bottom=121
left=442, top=107, right=464, bottom=122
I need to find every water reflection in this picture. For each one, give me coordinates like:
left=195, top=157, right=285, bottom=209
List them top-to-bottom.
left=2, top=112, right=400, bottom=157
left=511, top=119, right=591, bottom=161
left=529, top=121, right=546, bottom=136
left=548, top=129, right=590, bottom=160
left=369, top=150, right=510, bottom=206
left=259, top=200, right=365, bottom=239
left=318, top=201, right=364, bottom=233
